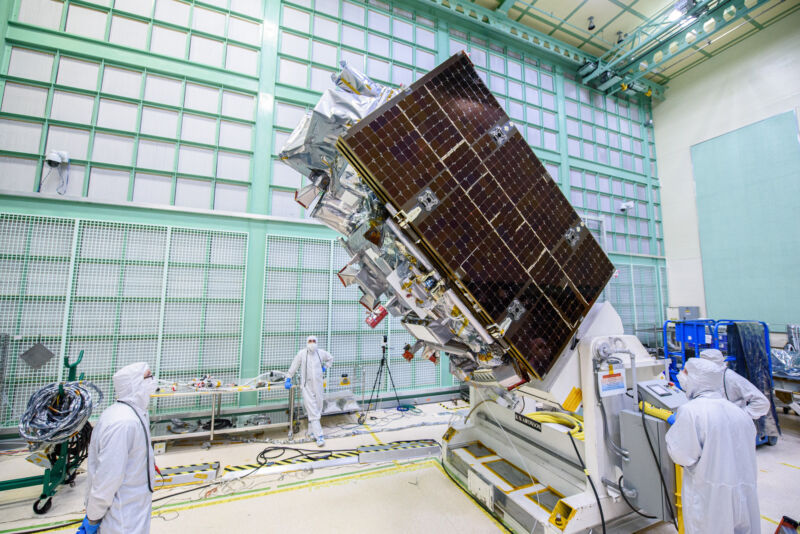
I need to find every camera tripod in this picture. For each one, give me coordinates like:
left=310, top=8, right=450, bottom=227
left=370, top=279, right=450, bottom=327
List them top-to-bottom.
left=358, top=335, right=407, bottom=424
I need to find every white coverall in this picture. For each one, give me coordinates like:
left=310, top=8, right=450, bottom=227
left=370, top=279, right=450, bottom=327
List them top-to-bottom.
left=288, top=347, right=333, bottom=438
left=699, top=348, right=770, bottom=419
left=665, top=358, right=760, bottom=534
left=85, top=363, right=157, bottom=534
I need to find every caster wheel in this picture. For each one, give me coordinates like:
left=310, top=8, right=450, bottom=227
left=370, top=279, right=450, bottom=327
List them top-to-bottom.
left=768, top=436, right=778, bottom=446
left=33, top=497, right=52, bottom=515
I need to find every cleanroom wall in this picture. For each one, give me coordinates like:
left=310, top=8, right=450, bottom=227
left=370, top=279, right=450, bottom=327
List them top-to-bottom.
left=0, top=0, right=665, bottom=428
left=653, top=8, right=800, bottom=319
left=689, top=112, right=800, bottom=331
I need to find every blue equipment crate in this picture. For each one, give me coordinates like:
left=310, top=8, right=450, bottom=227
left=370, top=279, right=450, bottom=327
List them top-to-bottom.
left=675, top=322, right=710, bottom=346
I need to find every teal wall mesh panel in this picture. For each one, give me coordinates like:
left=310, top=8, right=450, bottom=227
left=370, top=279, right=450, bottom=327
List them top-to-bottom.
left=0, top=213, right=247, bottom=427
left=0, top=214, right=75, bottom=425
left=156, top=228, right=247, bottom=414
left=259, top=234, right=442, bottom=407
left=599, top=263, right=665, bottom=347
left=606, top=265, right=634, bottom=335
left=633, top=265, right=659, bottom=346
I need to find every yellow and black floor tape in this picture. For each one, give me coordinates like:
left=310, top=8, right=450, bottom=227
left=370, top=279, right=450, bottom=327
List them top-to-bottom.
left=223, top=441, right=436, bottom=472
left=363, top=442, right=434, bottom=451
left=223, top=450, right=359, bottom=472
left=160, top=462, right=218, bottom=476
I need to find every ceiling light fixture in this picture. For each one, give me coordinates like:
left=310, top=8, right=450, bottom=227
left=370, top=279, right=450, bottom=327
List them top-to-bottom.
left=668, top=0, right=694, bottom=21
left=667, top=8, right=683, bottom=21
left=588, top=16, right=596, bottom=31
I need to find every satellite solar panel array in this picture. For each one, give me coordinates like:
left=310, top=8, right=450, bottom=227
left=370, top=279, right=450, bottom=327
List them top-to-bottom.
left=337, top=52, right=614, bottom=379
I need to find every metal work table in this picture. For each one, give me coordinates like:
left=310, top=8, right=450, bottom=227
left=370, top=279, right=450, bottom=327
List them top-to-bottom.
left=149, top=384, right=297, bottom=443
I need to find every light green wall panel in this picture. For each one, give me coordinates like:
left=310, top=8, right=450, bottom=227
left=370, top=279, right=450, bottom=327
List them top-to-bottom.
left=691, top=111, right=800, bottom=330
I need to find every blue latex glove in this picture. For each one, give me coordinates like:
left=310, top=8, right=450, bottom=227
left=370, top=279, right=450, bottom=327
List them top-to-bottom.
left=322, top=366, right=327, bottom=373
left=284, top=377, right=292, bottom=389
left=77, top=516, right=100, bottom=534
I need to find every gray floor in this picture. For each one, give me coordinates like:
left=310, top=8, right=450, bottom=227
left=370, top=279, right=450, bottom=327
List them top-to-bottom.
left=0, top=404, right=797, bottom=533
left=757, top=412, right=800, bottom=533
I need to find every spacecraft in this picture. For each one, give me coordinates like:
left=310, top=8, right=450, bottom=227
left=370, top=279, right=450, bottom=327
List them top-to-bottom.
left=279, top=52, right=613, bottom=388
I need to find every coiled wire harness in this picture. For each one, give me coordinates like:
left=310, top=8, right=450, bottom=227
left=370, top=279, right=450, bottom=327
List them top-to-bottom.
left=18, top=381, right=103, bottom=445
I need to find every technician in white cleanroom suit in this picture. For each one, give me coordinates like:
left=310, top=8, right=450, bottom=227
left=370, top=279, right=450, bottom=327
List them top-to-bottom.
left=285, top=335, right=333, bottom=447
left=699, top=348, right=770, bottom=419
left=665, top=358, right=760, bottom=534
left=78, top=362, right=157, bottom=534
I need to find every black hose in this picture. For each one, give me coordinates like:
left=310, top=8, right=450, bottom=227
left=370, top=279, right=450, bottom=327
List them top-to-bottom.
left=639, top=393, right=678, bottom=529
left=200, top=418, right=232, bottom=431
left=67, top=423, right=92, bottom=467
left=11, top=425, right=94, bottom=533
left=567, top=432, right=606, bottom=534
left=15, top=440, right=435, bottom=533
left=11, top=444, right=355, bottom=533
left=617, top=475, right=656, bottom=519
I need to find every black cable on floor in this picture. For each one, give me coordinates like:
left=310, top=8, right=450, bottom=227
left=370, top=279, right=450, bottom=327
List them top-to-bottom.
left=567, top=432, right=606, bottom=534
left=13, top=440, right=434, bottom=533
left=617, top=475, right=656, bottom=519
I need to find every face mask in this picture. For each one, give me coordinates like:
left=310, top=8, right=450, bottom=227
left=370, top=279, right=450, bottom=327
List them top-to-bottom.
left=307, top=342, right=317, bottom=351
left=678, top=370, right=694, bottom=398
left=131, top=375, right=156, bottom=411
left=144, top=375, right=158, bottom=394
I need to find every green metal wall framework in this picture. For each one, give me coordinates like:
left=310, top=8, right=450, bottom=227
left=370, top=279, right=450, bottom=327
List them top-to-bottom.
left=0, top=0, right=666, bottom=427
left=0, top=212, right=249, bottom=425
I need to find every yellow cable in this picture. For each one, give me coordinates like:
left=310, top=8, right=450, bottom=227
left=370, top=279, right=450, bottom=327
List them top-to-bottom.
left=524, top=411, right=585, bottom=441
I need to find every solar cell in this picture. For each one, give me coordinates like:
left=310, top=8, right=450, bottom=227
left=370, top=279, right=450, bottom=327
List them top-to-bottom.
left=337, top=52, right=614, bottom=379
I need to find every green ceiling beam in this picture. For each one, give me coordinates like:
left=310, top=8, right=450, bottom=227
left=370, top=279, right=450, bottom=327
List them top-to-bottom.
left=404, top=0, right=593, bottom=66
left=448, top=0, right=666, bottom=99
left=496, top=0, right=515, bottom=15
left=584, top=0, right=716, bottom=84
left=610, top=0, right=766, bottom=95
left=665, top=1, right=800, bottom=79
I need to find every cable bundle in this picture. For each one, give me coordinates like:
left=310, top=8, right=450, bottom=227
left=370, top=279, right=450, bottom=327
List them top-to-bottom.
left=18, top=381, right=103, bottom=444
left=522, top=411, right=585, bottom=440
left=250, top=439, right=439, bottom=474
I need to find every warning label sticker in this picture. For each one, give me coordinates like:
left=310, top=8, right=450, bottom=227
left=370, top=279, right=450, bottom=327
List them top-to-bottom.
left=598, top=371, right=626, bottom=397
